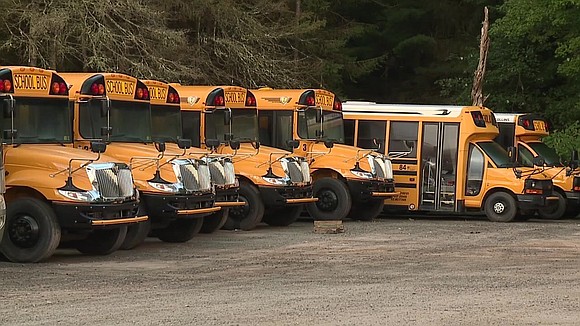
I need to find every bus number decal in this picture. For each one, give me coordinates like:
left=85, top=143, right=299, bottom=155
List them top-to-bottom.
left=13, top=74, right=48, bottom=91
left=106, top=80, right=135, bottom=96
left=148, top=86, right=167, bottom=100
left=224, top=91, right=245, bottom=104
left=302, top=144, right=307, bottom=151
left=399, top=164, right=408, bottom=171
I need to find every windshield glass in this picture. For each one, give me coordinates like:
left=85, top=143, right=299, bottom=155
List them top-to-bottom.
left=2, top=97, right=71, bottom=144
left=80, top=99, right=152, bottom=142
left=151, top=105, right=182, bottom=143
left=204, top=108, right=258, bottom=142
left=297, top=108, right=345, bottom=143
left=477, top=141, right=512, bottom=168
left=528, top=142, right=562, bottom=166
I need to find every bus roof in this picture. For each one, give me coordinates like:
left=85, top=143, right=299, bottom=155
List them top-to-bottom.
left=0, top=66, right=68, bottom=97
left=60, top=72, right=149, bottom=101
left=142, top=80, right=180, bottom=106
left=170, top=84, right=253, bottom=110
left=252, top=88, right=337, bottom=110
left=341, top=102, right=478, bottom=118
left=493, top=113, right=532, bottom=123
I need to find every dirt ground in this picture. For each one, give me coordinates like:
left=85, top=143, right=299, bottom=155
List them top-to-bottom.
left=1, top=215, right=580, bottom=325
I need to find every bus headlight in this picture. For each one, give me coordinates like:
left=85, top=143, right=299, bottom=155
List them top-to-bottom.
left=351, top=170, right=374, bottom=179
left=262, top=177, right=288, bottom=186
left=148, top=181, right=180, bottom=193
left=58, top=190, right=99, bottom=202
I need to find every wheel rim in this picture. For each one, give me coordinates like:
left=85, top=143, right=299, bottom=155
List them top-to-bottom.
left=316, top=188, right=339, bottom=212
left=229, top=195, right=250, bottom=220
left=493, top=201, right=506, bottom=214
left=8, top=214, right=41, bottom=248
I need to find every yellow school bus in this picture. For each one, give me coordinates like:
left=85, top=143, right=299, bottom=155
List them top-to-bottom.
left=0, top=66, right=143, bottom=263
left=62, top=72, right=220, bottom=248
left=143, top=80, right=243, bottom=233
left=171, top=84, right=317, bottom=230
left=251, top=88, right=397, bottom=221
left=342, top=102, right=558, bottom=222
left=495, top=113, right=579, bottom=219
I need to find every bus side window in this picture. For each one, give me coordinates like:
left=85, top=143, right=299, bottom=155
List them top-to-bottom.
left=344, top=119, right=355, bottom=146
left=358, top=120, right=386, bottom=153
left=388, top=121, right=418, bottom=158
left=466, top=144, right=484, bottom=196
left=517, top=146, right=534, bottom=167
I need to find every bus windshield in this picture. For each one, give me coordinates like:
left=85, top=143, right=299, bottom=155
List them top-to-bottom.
left=3, top=97, right=71, bottom=144
left=108, top=101, right=152, bottom=142
left=151, top=105, right=182, bottom=143
left=205, top=108, right=258, bottom=142
left=298, top=108, right=345, bottom=143
left=477, top=141, right=512, bottom=168
left=528, top=142, right=561, bottom=166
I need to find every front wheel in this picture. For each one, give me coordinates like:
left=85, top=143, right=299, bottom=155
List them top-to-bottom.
left=307, top=177, right=352, bottom=221
left=223, top=182, right=264, bottom=230
left=484, top=192, right=517, bottom=222
left=537, top=192, right=566, bottom=220
left=1, top=198, right=61, bottom=263
left=348, top=199, right=385, bottom=221
left=262, top=205, right=302, bottom=227
left=200, top=209, right=229, bottom=234
left=156, top=218, right=204, bottom=243
left=120, top=219, right=151, bottom=250
left=75, top=226, right=128, bottom=255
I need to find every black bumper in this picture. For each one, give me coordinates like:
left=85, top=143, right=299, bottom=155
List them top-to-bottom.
left=347, top=179, right=396, bottom=202
left=258, top=185, right=314, bottom=207
left=216, top=186, right=240, bottom=203
left=141, top=192, right=215, bottom=220
left=516, top=193, right=559, bottom=210
left=53, top=200, right=139, bottom=229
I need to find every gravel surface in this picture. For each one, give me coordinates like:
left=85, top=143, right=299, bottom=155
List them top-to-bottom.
left=1, top=215, right=580, bottom=325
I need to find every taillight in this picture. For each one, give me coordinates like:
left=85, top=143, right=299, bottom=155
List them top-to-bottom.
left=0, top=79, right=13, bottom=93
left=51, top=82, right=60, bottom=94
left=59, top=82, right=67, bottom=95
left=90, top=82, right=105, bottom=95
left=135, top=87, right=149, bottom=100
left=136, top=88, right=143, bottom=99
left=143, top=88, right=149, bottom=100
left=168, top=91, right=180, bottom=103
left=168, top=92, right=175, bottom=103
left=246, top=94, right=256, bottom=106
left=214, top=95, right=225, bottom=106
left=306, top=96, right=315, bottom=106
left=333, top=100, right=342, bottom=111
left=471, top=111, right=486, bottom=127
left=518, top=117, right=534, bottom=130
left=573, top=176, right=580, bottom=192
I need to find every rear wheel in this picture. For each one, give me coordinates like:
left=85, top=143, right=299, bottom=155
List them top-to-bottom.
left=307, top=177, right=352, bottom=221
left=223, top=182, right=264, bottom=230
left=484, top=192, right=517, bottom=222
left=537, top=192, right=566, bottom=220
left=1, top=198, right=61, bottom=263
left=348, top=199, right=385, bottom=221
left=263, top=205, right=302, bottom=227
left=200, top=209, right=229, bottom=234
left=156, top=218, right=204, bottom=243
left=120, top=219, right=151, bottom=250
left=75, top=226, right=128, bottom=255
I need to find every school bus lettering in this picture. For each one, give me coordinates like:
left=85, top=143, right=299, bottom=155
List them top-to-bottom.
left=13, top=74, right=48, bottom=91
left=106, top=79, right=135, bottom=96
left=148, top=86, right=167, bottom=101
left=224, top=91, right=245, bottom=104
left=315, top=93, right=333, bottom=108
left=533, top=120, right=546, bottom=131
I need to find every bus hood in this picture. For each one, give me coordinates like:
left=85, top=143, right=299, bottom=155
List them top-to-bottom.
left=306, top=142, right=380, bottom=175
left=220, top=143, right=299, bottom=181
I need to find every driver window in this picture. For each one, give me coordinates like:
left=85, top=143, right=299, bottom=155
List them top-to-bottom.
left=358, top=120, right=386, bottom=153
left=388, top=121, right=418, bottom=158
left=466, top=144, right=484, bottom=196
left=518, top=146, right=534, bottom=167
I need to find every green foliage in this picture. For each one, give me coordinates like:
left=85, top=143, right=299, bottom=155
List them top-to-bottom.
left=544, top=121, right=580, bottom=159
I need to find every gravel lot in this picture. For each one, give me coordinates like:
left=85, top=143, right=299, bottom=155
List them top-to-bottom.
left=1, top=215, right=580, bottom=325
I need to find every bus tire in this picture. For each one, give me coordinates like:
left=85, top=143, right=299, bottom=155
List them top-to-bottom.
left=307, top=177, right=352, bottom=221
left=223, top=182, right=264, bottom=231
left=484, top=192, right=517, bottom=222
left=537, top=192, right=566, bottom=220
left=0, top=198, right=61, bottom=263
left=348, top=199, right=385, bottom=221
left=262, top=205, right=302, bottom=227
left=200, top=209, right=229, bottom=234
left=157, top=218, right=204, bottom=243
left=120, top=219, right=151, bottom=250
left=75, top=226, right=128, bottom=255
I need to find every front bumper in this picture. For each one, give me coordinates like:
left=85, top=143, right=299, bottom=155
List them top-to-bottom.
left=346, top=179, right=398, bottom=202
left=258, top=184, right=317, bottom=207
left=215, top=186, right=245, bottom=207
left=565, top=191, right=580, bottom=206
left=141, top=192, right=218, bottom=220
left=516, top=194, right=560, bottom=210
left=53, top=200, right=141, bottom=229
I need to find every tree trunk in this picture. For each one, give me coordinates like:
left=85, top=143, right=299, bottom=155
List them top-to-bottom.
left=471, top=7, right=490, bottom=106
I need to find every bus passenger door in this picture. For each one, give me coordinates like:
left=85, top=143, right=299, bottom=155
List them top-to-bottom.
left=420, top=123, right=459, bottom=211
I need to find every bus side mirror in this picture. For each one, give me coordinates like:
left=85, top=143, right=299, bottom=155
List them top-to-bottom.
left=2, top=99, right=13, bottom=119
left=224, top=110, right=232, bottom=124
left=101, top=126, right=112, bottom=137
left=3, top=129, right=17, bottom=139
left=177, top=138, right=191, bottom=150
left=205, top=138, right=221, bottom=149
left=286, top=139, right=300, bottom=149
left=230, top=140, right=240, bottom=150
left=324, top=140, right=334, bottom=149
left=90, top=141, right=107, bottom=154
left=155, top=141, right=166, bottom=153
left=507, top=146, right=516, bottom=163
left=572, top=150, right=579, bottom=162
left=532, top=156, right=545, bottom=167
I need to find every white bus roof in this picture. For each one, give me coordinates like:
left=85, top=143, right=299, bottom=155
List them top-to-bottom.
left=341, top=101, right=470, bottom=118
left=493, top=113, right=535, bottom=123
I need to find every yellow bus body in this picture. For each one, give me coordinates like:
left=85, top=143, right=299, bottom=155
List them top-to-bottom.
left=251, top=88, right=397, bottom=221
left=342, top=102, right=558, bottom=222
left=495, top=113, right=579, bottom=219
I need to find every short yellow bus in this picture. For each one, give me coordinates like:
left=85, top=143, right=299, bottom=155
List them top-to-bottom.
left=62, top=73, right=220, bottom=248
left=143, top=79, right=243, bottom=233
left=171, top=84, right=317, bottom=230
left=251, top=88, right=397, bottom=221
left=342, top=102, right=558, bottom=222
left=495, top=113, right=580, bottom=219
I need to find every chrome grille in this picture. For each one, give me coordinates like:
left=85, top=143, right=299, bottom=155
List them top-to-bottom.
left=372, top=157, right=385, bottom=179
left=384, top=158, right=393, bottom=179
left=208, top=160, right=226, bottom=186
left=224, top=160, right=236, bottom=185
left=287, top=160, right=303, bottom=183
left=300, top=160, right=311, bottom=183
left=198, top=163, right=212, bottom=191
left=93, top=164, right=134, bottom=199
left=179, top=164, right=199, bottom=192
left=117, top=168, right=135, bottom=197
